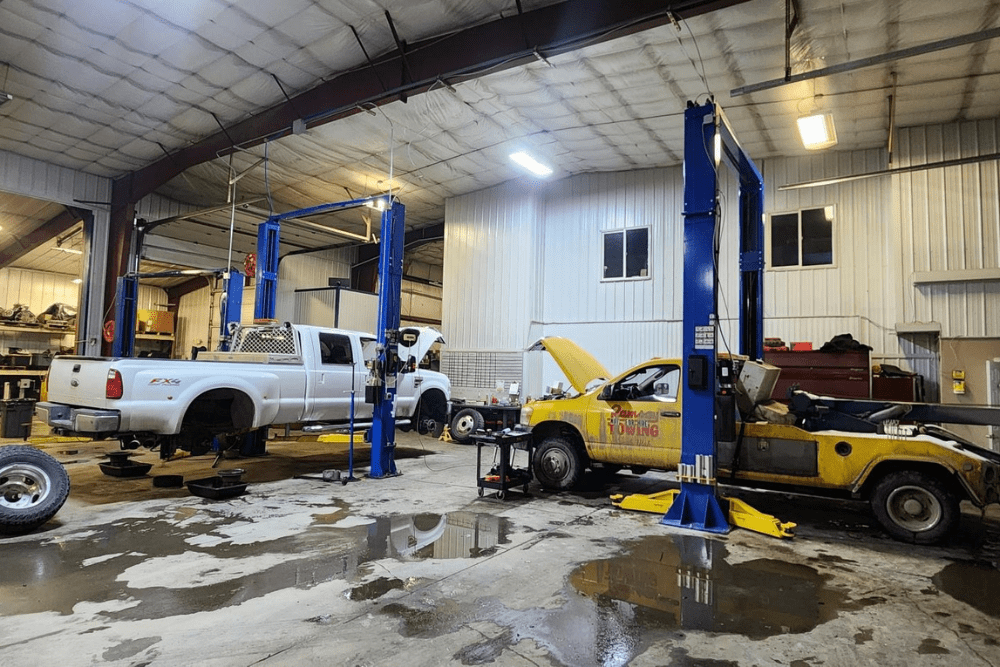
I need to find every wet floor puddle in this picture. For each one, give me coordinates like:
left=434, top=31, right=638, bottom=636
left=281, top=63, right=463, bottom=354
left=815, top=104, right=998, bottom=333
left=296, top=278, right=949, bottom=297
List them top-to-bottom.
left=0, top=510, right=510, bottom=619
left=381, top=534, right=871, bottom=667
left=933, top=560, right=1000, bottom=618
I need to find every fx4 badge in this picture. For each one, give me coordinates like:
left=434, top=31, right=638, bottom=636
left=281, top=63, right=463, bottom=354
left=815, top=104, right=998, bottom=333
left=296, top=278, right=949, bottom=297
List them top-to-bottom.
left=149, top=378, right=181, bottom=386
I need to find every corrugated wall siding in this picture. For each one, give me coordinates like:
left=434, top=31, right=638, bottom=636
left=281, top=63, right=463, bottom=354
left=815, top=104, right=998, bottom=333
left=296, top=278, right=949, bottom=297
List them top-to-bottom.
left=895, top=119, right=1000, bottom=338
left=0, top=149, right=111, bottom=354
left=762, top=149, right=896, bottom=355
left=443, top=168, right=742, bottom=397
left=443, top=180, right=541, bottom=398
left=443, top=180, right=542, bottom=352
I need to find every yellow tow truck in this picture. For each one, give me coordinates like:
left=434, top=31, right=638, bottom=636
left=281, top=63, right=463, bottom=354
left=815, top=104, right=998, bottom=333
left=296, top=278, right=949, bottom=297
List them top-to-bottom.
left=518, top=337, right=1000, bottom=544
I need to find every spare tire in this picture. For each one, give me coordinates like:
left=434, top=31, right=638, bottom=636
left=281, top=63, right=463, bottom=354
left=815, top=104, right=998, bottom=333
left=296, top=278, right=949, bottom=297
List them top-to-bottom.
left=449, top=408, right=485, bottom=444
left=0, top=446, right=71, bottom=535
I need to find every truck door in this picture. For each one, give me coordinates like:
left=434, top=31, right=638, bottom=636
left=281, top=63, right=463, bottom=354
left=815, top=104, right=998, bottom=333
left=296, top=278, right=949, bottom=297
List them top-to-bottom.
left=302, top=332, right=357, bottom=421
left=588, top=363, right=682, bottom=468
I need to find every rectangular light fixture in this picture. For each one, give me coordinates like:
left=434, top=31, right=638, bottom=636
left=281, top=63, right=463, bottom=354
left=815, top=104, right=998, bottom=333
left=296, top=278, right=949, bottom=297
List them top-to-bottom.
left=797, top=112, right=838, bottom=150
left=509, top=151, right=553, bottom=177
left=54, top=246, right=83, bottom=254
left=71, top=278, right=82, bottom=284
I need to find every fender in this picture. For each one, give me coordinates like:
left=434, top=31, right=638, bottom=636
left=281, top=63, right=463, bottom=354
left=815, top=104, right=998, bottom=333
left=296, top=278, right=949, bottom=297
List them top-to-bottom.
left=123, top=370, right=284, bottom=434
left=850, top=455, right=971, bottom=501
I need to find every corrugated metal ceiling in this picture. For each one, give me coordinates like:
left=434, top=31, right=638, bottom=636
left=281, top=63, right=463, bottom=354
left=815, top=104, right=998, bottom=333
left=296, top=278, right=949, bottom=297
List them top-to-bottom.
left=0, top=0, right=998, bottom=284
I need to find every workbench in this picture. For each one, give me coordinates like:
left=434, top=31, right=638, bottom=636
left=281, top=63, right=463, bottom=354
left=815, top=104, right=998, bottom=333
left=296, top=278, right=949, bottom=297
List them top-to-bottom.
left=472, top=429, right=533, bottom=500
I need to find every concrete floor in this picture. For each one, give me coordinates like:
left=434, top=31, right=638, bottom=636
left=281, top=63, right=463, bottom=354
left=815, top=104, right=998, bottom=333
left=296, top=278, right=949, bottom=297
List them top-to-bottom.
left=2, top=428, right=999, bottom=667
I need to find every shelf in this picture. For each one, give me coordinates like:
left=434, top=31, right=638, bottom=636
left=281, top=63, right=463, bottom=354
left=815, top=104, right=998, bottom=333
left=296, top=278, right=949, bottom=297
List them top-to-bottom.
left=0, top=324, right=74, bottom=336
left=135, top=333, right=175, bottom=341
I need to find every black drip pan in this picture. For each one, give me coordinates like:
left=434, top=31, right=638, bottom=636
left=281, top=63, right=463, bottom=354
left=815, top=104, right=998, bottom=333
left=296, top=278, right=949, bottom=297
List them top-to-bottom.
left=99, top=461, right=153, bottom=478
left=187, top=476, right=248, bottom=500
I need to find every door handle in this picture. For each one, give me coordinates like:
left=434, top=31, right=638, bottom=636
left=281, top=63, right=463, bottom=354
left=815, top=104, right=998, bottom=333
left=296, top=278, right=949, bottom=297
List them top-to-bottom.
left=660, top=411, right=680, bottom=418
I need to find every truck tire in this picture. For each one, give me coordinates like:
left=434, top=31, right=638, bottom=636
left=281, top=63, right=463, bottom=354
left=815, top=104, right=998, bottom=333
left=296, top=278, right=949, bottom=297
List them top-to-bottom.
left=415, top=391, right=448, bottom=437
left=450, top=408, right=484, bottom=444
left=533, top=436, right=584, bottom=491
left=0, top=445, right=71, bottom=535
left=870, top=470, right=960, bottom=544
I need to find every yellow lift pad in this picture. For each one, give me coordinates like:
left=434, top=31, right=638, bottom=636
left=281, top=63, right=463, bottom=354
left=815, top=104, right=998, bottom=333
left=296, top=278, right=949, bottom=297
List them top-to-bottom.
left=315, top=433, right=360, bottom=444
left=610, top=489, right=796, bottom=539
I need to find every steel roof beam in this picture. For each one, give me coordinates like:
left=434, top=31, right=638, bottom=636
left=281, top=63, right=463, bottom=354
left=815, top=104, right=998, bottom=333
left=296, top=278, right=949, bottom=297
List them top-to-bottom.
left=111, top=0, right=750, bottom=205
left=0, top=206, right=87, bottom=270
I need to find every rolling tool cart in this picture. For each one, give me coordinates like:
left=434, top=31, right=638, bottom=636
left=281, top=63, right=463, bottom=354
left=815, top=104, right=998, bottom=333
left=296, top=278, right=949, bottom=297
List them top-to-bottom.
left=472, top=429, right=533, bottom=500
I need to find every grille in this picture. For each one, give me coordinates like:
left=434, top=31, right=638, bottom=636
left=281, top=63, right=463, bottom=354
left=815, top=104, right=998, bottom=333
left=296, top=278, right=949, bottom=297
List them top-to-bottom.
left=233, top=325, right=298, bottom=355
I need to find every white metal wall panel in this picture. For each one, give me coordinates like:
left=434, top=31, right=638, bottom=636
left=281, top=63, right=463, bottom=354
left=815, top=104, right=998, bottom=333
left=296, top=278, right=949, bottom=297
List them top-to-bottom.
left=896, top=119, right=1000, bottom=338
left=0, top=149, right=111, bottom=355
left=762, top=149, right=897, bottom=355
left=541, top=169, right=684, bottom=326
left=443, top=180, right=541, bottom=352
left=275, top=249, right=354, bottom=324
left=176, top=284, right=213, bottom=358
left=294, top=289, right=378, bottom=332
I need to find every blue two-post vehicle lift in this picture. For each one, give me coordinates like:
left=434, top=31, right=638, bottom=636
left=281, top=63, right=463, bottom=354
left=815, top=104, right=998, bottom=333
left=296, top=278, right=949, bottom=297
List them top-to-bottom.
left=661, top=99, right=768, bottom=535
left=114, top=194, right=405, bottom=479
left=252, top=194, right=405, bottom=479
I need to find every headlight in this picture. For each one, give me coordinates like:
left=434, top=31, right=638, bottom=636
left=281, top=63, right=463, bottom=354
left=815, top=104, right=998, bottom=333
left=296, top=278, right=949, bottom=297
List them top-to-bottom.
left=519, top=404, right=533, bottom=426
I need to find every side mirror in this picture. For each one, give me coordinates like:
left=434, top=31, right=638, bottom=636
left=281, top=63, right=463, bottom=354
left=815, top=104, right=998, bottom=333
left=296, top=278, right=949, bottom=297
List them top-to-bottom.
left=398, top=355, right=417, bottom=374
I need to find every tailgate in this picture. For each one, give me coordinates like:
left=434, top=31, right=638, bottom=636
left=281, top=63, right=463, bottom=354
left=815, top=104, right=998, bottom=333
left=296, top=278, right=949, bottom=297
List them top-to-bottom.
left=45, top=357, right=116, bottom=408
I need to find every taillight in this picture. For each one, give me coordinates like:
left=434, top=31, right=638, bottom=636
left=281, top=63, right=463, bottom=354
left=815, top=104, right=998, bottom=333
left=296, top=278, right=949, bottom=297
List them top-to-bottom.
left=106, top=369, right=123, bottom=399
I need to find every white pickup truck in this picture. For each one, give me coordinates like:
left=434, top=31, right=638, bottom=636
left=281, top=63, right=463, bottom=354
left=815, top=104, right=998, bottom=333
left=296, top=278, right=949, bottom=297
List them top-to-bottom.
left=36, top=322, right=450, bottom=457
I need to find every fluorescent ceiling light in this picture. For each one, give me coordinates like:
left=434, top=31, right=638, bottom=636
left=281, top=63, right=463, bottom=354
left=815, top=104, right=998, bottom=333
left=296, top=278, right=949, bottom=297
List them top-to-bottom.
left=797, top=113, right=838, bottom=150
left=509, top=151, right=553, bottom=177
left=54, top=246, right=83, bottom=254
left=71, top=278, right=82, bottom=284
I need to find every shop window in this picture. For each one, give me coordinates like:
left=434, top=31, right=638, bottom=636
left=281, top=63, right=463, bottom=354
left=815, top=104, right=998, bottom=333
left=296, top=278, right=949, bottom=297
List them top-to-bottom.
left=769, top=206, right=834, bottom=268
left=603, top=227, right=649, bottom=280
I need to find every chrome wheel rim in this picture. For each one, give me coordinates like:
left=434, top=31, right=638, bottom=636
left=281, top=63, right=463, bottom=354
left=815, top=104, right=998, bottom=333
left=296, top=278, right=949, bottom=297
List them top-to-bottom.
left=453, top=415, right=476, bottom=437
left=0, top=463, right=52, bottom=510
left=886, top=484, right=942, bottom=532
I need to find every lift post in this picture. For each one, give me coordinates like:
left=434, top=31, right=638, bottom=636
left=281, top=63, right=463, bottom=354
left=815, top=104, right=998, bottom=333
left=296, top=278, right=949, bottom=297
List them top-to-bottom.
left=661, top=100, right=769, bottom=536
left=368, top=201, right=406, bottom=477
left=253, top=218, right=280, bottom=321
left=218, top=270, right=244, bottom=351
left=112, top=275, right=139, bottom=358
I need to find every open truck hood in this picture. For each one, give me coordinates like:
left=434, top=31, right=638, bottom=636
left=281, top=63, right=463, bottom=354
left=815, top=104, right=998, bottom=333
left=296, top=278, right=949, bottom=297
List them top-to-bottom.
left=399, top=327, right=445, bottom=365
left=527, top=337, right=610, bottom=393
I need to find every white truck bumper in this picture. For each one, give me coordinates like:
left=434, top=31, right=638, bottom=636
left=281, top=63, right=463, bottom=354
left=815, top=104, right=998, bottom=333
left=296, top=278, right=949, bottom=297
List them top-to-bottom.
left=36, top=402, right=121, bottom=434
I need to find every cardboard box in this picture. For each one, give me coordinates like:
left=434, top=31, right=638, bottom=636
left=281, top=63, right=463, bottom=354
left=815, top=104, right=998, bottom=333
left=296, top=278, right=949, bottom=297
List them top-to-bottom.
left=136, top=309, right=175, bottom=334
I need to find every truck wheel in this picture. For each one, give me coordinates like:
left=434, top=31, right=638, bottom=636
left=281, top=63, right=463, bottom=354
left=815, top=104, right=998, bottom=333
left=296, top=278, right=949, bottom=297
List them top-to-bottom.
left=415, top=392, right=448, bottom=437
left=450, top=408, right=484, bottom=444
left=533, top=436, right=584, bottom=491
left=0, top=446, right=71, bottom=535
left=870, top=470, right=959, bottom=544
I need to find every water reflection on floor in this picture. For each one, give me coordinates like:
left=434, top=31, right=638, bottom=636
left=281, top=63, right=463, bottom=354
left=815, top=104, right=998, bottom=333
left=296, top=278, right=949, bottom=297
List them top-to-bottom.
left=0, top=509, right=510, bottom=620
left=379, top=533, right=865, bottom=667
